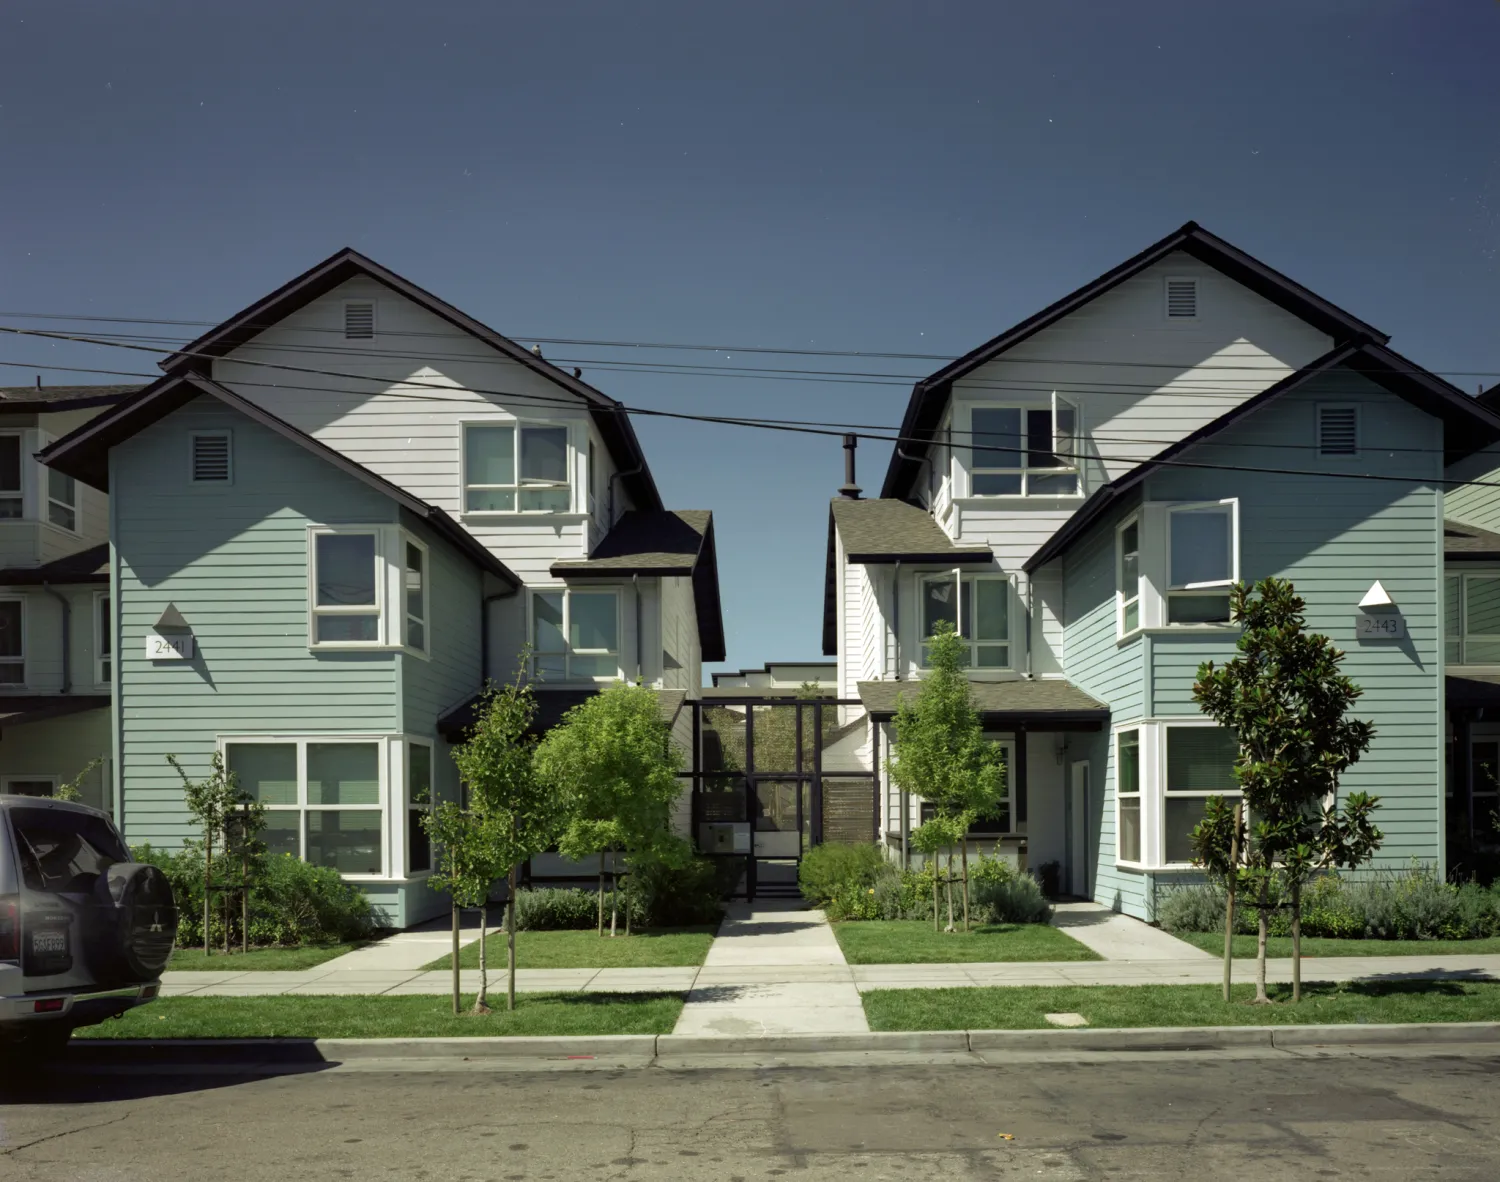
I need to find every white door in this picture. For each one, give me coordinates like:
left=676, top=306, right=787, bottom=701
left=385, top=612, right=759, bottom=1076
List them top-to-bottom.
left=1068, top=761, right=1091, bottom=898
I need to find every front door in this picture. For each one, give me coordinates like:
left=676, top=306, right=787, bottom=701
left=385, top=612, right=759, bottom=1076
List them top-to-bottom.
left=1067, top=761, right=1091, bottom=898
left=749, top=777, right=809, bottom=897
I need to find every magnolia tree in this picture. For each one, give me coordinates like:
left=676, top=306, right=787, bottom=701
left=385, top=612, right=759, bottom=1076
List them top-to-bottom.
left=1192, top=578, right=1381, bottom=1004
left=885, top=620, right=1006, bottom=932
left=449, top=668, right=561, bottom=1013
left=536, top=681, right=683, bottom=937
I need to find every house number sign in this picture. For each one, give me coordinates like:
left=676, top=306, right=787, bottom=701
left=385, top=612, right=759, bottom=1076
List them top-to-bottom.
left=1355, top=614, right=1406, bottom=640
left=146, top=633, right=194, bottom=660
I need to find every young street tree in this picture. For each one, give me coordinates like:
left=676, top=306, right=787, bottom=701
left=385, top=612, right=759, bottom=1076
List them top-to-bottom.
left=1192, top=577, right=1381, bottom=1003
left=885, top=620, right=1007, bottom=932
left=450, top=669, right=560, bottom=1012
left=536, top=681, right=683, bottom=938
left=168, top=752, right=244, bottom=957
left=423, top=795, right=504, bottom=1015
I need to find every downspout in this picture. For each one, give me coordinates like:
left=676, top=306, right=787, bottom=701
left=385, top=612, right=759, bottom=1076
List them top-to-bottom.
left=892, top=560, right=902, bottom=680
left=633, top=573, right=643, bottom=683
left=41, top=583, right=70, bottom=694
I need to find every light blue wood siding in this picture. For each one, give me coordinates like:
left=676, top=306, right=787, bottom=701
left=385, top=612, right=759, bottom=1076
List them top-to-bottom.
left=112, top=396, right=402, bottom=848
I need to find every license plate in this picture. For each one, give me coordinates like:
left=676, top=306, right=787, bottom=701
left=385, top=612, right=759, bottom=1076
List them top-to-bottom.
left=31, top=929, right=67, bottom=955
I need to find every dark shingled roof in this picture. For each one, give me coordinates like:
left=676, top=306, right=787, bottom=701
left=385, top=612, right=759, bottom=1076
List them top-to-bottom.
left=0, top=385, right=142, bottom=412
left=823, top=498, right=993, bottom=656
left=552, top=510, right=725, bottom=663
left=1445, top=520, right=1500, bottom=561
left=0, top=543, right=109, bottom=586
left=858, top=678, right=1108, bottom=728
left=437, top=687, right=687, bottom=742
left=0, top=694, right=110, bottom=727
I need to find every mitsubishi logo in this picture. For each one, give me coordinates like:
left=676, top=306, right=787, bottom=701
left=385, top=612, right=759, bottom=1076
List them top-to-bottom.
left=148, top=911, right=164, bottom=934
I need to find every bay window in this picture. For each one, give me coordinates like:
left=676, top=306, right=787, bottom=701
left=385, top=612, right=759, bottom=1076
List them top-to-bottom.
left=968, top=395, right=1080, bottom=497
left=463, top=422, right=572, bottom=513
left=0, top=434, right=21, bottom=519
left=1167, top=502, right=1236, bottom=623
left=1117, top=516, right=1141, bottom=635
left=312, top=531, right=381, bottom=644
left=404, top=540, right=427, bottom=652
left=920, top=573, right=1010, bottom=669
left=1446, top=573, right=1500, bottom=665
left=533, top=588, right=620, bottom=681
left=1112, top=722, right=1240, bottom=869
left=1163, top=726, right=1239, bottom=865
left=1116, top=729, right=1142, bottom=864
left=407, top=741, right=433, bottom=875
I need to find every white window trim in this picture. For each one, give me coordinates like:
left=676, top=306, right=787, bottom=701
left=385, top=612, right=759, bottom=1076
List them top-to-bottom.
left=1163, top=275, right=1199, bottom=322
left=342, top=299, right=377, bottom=341
left=960, top=401, right=1084, bottom=500
left=1316, top=402, right=1360, bottom=458
left=460, top=419, right=577, bottom=517
left=189, top=429, right=234, bottom=486
left=0, top=430, right=25, bottom=520
left=45, top=465, right=77, bottom=535
left=1121, top=500, right=1241, bottom=634
left=1116, top=513, right=1142, bottom=641
left=309, top=527, right=385, bottom=650
left=400, top=534, right=430, bottom=659
left=1446, top=569, right=1500, bottom=669
left=914, top=570, right=1014, bottom=673
left=530, top=586, right=623, bottom=683
left=93, top=590, right=111, bottom=687
left=0, top=594, right=25, bottom=687
left=1158, top=718, right=1242, bottom=870
left=1113, top=719, right=1241, bottom=871
left=1114, top=724, right=1145, bottom=868
left=218, top=734, right=392, bottom=881
left=916, top=735, right=1018, bottom=836
left=404, top=737, right=435, bottom=879
left=1, top=774, right=59, bottom=796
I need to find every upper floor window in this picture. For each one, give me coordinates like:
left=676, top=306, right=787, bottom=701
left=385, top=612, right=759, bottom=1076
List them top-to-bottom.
left=968, top=395, right=1080, bottom=497
left=463, top=423, right=571, bottom=513
left=0, top=435, right=21, bottom=519
left=47, top=469, right=76, bottom=532
left=1167, top=502, right=1236, bottom=623
left=1117, top=517, right=1141, bottom=634
left=312, top=531, right=381, bottom=645
left=404, top=541, right=427, bottom=653
left=919, top=573, right=1010, bottom=669
left=1446, top=573, right=1500, bottom=665
left=532, top=588, right=620, bottom=681
left=0, top=598, right=22, bottom=685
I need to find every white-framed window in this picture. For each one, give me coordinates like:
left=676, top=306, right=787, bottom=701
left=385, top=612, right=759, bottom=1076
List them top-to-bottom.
left=1164, top=276, right=1198, bottom=320
left=343, top=300, right=376, bottom=340
left=968, top=394, right=1081, bottom=497
left=1317, top=404, right=1359, bottom=457
left=462, top=421, right=572, bottom=513
left=190, top=430, right=233, bottom=484
left=0, top=433, right=22, bottom=519
left=47, top=468, right=76, bottom=532
left=1166, top=500, right=1238, bottom=624
left=1116, top=514, right=1141, bottom=638
left=310, top=529, right=382, bottom=645
left=403, top=538, right=428, bottom=653
left=918, top=571, right=1011, bottom=670
left=1446, top=572, right=1500, bottom=665
left=532, top=588, right=621, bottom=681
left=95, top=592, right=111, bottom=685
left=0, top=597, right=24, bottom=685
left=1162, top=724, right=1240, bottom=866
left=1115, top=727, right=1142, bottom=866
left=917, top=736, right=1016, bottom=835
left=224, top=738, right=385, bottom=877
left=407, top=740, right=433, bottom=876
left=1, top=775, right=57, bottom=798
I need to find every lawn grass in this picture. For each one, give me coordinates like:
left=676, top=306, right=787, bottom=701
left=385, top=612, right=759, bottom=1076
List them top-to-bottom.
left=832, top=920, right=1099, bottom=964
left=425, top=926, right=717, bottom=971
left=1171, top=932, right=1500, bottom=959
left=167, top=943, right=365, bottom=972
left=862, top=979, right=1500, bottom=1031
left=76, top=992, right=684, bottom=1039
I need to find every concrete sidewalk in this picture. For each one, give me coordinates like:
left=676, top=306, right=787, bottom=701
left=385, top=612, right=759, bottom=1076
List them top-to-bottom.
left=1051, top=901, right=1216, bottom=960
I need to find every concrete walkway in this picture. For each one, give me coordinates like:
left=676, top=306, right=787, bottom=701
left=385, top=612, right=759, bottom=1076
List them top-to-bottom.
left=671, top=901, right=869, bottom=1036
left=1051, top=901, right=1216, bottom=960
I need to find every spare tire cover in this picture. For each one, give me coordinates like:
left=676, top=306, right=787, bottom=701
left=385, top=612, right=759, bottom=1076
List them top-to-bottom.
left=86, top=863, right=178, bottom=984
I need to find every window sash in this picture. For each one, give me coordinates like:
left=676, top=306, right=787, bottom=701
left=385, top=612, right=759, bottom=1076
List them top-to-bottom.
left=969, top=404, right=1081, bottom=496
left=463, top=422, right=572, bottom=512
left=47, top=468, right=76, bottom=531
left=1167, top=503, right=1235, bottom=590
left=1117, top=517, right=1141, bottom=635
left=311, top=530, right=382, bottom=645
left=404, top=540, right=427, bottom=652
left=1452, top=573, right=1500, bottom=665
left=919, top=574, right=1010, bottom=668
left=532, top=589, right=620, bottom=680
left=97, top=594, right=111, bottom=684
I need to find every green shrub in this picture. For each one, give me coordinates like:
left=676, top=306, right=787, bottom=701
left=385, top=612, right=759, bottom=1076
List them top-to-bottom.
left=798, top=842, right=886, bottom=907
left=135, top=844, right=379, bottom=948
left=623, top=849, right=727, bottom=928
left=968, top=853, right=1014, bottom=885
left=972, top=875, right=1051, bottom=925
left=1450, top=881, right=1500, bottom=939
left=1158, top=883, right=1233, bottom=934
left=513, top=888, right=599, bottom=931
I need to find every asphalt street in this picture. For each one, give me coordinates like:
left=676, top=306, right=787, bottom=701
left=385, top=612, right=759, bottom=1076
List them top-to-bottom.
left=2, top=1048, right=1499, bottom=1180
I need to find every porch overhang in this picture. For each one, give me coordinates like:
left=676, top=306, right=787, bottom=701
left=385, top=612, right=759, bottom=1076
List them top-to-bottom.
left=1447, top=675, right=1500, bottom=714
left=856, top=678, right=1108, bottom=730
left=0, top=695, right=110, bottom=730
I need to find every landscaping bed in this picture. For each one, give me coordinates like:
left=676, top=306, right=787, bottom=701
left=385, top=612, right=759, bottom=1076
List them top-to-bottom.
left=833, top=920, right=1098, bottom=964
left=426, top=926, right=716, bottom=971
left=1172, top=932, right=1500, bottom=959
left=167, top=943, right=364, bottom=972
left=862, top=980, right=1500, bottom=1031
left=76, top=993, right=684, bottom=1039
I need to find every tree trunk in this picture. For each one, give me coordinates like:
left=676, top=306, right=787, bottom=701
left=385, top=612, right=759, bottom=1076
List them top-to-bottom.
left=1222, top=802, right=1242, bottom=1003
left=203, top=830, right=213, bottom=958
left=241, top=831, right=249, bottom=956
left=960, top=840, right=970, bottom=933
left=944, top=849, right=955, bottom=933
left=597, top=851, right=606, bottom=936
left=609, top=852, right=619, bottom=938
left=932, top=857, right=939, bottom=932
left=624, top=861, right=632, bottom=937
left=506, top=864, right=518, bottom=1013
left=1254, top=878, right=1270, bottom=1004
left=1291, top=878, right=1302, bottom=1005
left=473, top=902, right=491, bottom=1014
left=451, top=903, right=461, bottom=1015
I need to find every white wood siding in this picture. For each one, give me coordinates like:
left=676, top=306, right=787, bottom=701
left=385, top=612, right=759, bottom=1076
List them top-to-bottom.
left=1445, top=444, right=1500, bottom=534
left=659, top=574, right=700, bottom=692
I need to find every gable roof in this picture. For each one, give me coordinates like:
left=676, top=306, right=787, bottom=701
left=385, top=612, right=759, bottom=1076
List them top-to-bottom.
left=881, top=221, right=1391, bottom=500
left=157, top=246, right=662, bottom=513
left=1023, top=342, right=1500, bottom=575
left=38, top=372, right=521, bottom=589
left=0, top=384, right=143, bottom=413
left=822, top=498, right=994, bottom=656
left=551, top=509, right=726, bottom=662
left=1445, top=519, right=1500, bottom=562
left=857, top=678, right=1108, bottom=727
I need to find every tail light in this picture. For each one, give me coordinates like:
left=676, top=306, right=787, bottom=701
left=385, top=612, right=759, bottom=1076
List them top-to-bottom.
left=0, top=895, right=17, bottom=963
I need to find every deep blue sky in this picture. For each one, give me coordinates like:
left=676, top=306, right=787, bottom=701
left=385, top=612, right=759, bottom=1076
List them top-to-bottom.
left=2, top=1, right=1496, bottom=677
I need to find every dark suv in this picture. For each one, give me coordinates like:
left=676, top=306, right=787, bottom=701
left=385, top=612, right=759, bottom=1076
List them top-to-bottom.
left=0, top=796, right=178, bottom=1056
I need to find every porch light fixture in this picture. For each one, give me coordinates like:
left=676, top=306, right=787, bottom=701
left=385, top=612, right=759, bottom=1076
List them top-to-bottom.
left=1358, top=581, right=1394, bottom=609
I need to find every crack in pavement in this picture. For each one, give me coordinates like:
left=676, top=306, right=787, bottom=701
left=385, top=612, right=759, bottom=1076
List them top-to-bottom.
left=1, top=1111, right=132, bottom=1157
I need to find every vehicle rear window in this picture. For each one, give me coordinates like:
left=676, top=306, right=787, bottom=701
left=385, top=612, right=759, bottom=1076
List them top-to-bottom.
left=8, top=808, right=129, bottom=894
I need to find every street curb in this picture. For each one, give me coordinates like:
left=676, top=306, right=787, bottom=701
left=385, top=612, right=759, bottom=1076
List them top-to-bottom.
left=64, top=1021, right=1500, bottom=1066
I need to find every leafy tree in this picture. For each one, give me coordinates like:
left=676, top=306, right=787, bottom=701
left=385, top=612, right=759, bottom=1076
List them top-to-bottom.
left=1192, top=578, right=1381, bottom=1003
left=885, top=620, right=1006, bottom=932
left=451, top=668, right=561, bottom=1012
left=536, top=681, right=684, bottom=937
left=168, top=752, right=243, bottom=957
left=424, top=798, right=504, bottom=1014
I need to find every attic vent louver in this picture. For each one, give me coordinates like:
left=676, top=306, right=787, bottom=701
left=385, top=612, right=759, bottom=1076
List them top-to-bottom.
left=1165, top=277, right=1198, bottom=319
left=344, top=301, right=375, bottom=340
left=1318, top=405, right=1359, bottom=456
left=191, top=432, right=231, bottom=483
